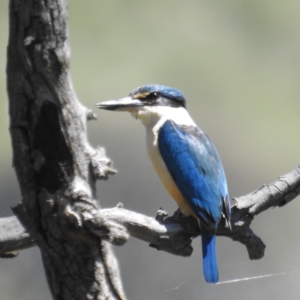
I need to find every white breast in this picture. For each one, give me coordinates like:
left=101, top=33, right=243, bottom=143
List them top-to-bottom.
left=138, top=106, right=197, bottom=217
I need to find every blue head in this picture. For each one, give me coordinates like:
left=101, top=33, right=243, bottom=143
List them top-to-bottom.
left=96, top=84, right=187, bottom=111
left=130, top=84, right=186, bottom=108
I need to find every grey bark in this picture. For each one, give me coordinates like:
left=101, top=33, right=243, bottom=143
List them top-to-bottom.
left=6, top=0, right=125, bottom=299
left=2, top=165, right=300, bottom=261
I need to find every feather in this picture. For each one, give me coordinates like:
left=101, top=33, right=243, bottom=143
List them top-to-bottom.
left=158, top=120, right=230, bottom=282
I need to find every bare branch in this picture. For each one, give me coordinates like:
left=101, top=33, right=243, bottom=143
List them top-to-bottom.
left=1, top=164, right=299, bottom=262
left=235, top=165, right=300, bottom=214
left=0, top=216, right=34, bottom=258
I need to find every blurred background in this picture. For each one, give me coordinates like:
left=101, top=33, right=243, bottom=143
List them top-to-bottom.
left=1, top=1, right=300, bottom=299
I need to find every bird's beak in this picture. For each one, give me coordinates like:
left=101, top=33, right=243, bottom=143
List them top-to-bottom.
left=96, top=97, right=143, bottom=111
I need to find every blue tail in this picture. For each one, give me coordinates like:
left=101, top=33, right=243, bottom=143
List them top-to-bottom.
left=201, top=226, right=219, bottom=283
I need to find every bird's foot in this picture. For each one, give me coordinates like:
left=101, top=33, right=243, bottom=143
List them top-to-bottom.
left=155, top=207, right=168, bottom=222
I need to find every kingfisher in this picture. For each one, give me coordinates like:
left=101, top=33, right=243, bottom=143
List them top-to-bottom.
left=96, top=84, right=231, bottom=283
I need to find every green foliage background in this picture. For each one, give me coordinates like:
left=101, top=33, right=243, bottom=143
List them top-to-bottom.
left=0, top=1, right=299, bottom=299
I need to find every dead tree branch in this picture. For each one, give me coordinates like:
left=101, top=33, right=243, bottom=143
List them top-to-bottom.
left=1, top=165, right=299, bottom=262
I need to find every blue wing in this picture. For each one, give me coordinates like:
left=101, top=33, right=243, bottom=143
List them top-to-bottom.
left=158, top=120, right=230, bottom=283
left=158, top=120, right=230, bottom=232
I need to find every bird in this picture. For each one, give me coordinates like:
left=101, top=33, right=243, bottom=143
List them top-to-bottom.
left=96, top=84, right=231, bottom=283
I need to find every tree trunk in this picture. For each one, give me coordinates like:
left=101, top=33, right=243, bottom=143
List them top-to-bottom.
left=6, top=0, right=125, bottom=299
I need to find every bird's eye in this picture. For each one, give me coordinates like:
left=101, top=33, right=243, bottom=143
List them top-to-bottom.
left=137, top=92, right=160, bottom=102
left=147, top=92, right=159, bottom=100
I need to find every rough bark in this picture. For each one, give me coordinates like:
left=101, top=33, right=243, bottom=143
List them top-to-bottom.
left=6, top=0, right=125, bottom=299
left=1, top=165, right=300, bottom=262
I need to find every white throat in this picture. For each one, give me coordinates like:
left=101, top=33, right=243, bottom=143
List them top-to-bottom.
left=130, top=105, right=196, bottom=157
left=130, top=106, right=196, bottom=129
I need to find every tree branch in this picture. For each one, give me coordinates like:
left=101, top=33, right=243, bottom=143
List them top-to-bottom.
left=1, top=165, right=299, bottom=261
left=235, top=165, right=300, bottom=214
left=0, top=216, right=34, bottom=258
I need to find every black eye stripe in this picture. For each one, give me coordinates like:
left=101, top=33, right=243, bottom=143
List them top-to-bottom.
left=129, top=85, right=186, bottom=108
left=130, top=85, right=186, bottom=108
left=138, top=92, right=184, bottom=108
left=141, top=92, right=160, bottom=101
